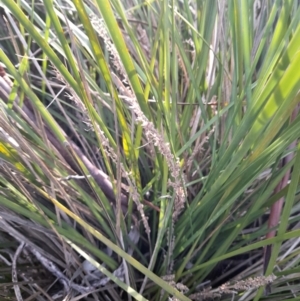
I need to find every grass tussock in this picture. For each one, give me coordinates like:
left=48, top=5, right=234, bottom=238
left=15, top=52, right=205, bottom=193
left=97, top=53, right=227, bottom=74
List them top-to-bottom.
left=0, top=0, right=300, bottom=300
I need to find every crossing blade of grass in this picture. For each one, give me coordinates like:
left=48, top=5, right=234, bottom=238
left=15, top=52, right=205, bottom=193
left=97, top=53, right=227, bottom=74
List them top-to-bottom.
left=46, top=193, right=191, bottom=301
left=183, top=227, right=300, bottom=276
left=68, top=240, right=148, bottom=301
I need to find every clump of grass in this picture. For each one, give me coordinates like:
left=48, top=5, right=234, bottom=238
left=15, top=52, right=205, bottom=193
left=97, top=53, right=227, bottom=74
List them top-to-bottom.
left=1, top=1, right=300, bottom=301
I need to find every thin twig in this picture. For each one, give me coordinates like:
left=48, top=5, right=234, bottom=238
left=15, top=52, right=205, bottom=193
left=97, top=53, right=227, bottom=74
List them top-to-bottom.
left=12, top=242, right=25, bottom=301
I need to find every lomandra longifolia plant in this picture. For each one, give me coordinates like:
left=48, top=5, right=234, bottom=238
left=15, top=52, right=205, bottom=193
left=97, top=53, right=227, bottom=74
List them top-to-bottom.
left=0, top=1, right=300, bottom=300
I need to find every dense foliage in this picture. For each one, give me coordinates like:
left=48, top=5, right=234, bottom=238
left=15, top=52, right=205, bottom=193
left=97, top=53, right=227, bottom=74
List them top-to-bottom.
left=0, top=0, right=300, bottom=300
